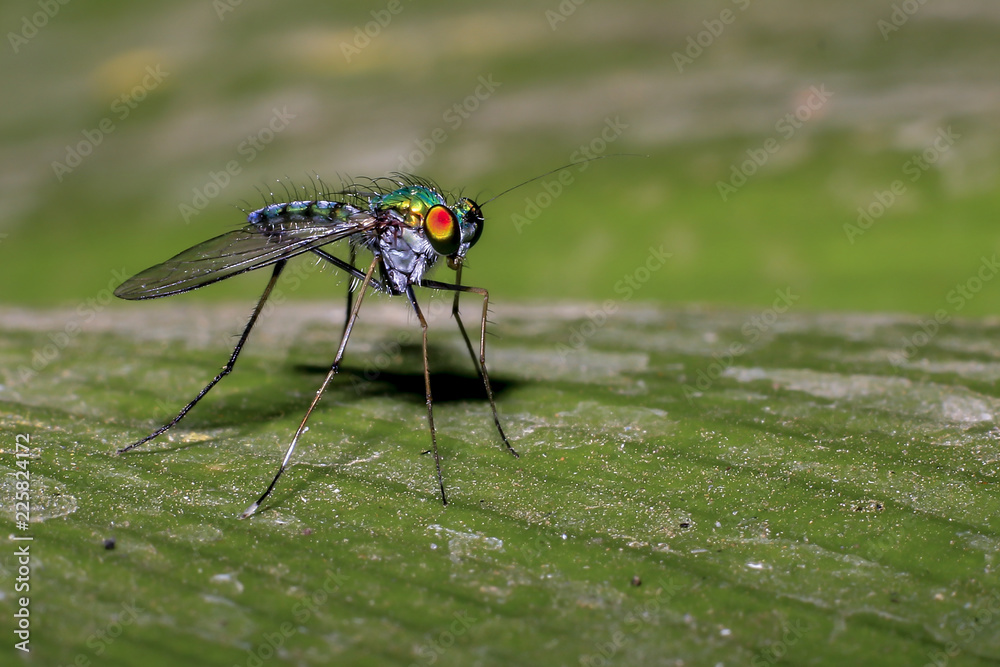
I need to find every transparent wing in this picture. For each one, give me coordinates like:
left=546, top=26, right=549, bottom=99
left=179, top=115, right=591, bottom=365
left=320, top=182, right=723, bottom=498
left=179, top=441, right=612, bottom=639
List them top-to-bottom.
left=115, top=213, right=377, bottom=300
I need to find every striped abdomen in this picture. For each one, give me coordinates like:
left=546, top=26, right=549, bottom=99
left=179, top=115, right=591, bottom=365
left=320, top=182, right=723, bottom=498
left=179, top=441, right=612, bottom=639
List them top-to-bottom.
left=247, top=200, right=360, bottom=233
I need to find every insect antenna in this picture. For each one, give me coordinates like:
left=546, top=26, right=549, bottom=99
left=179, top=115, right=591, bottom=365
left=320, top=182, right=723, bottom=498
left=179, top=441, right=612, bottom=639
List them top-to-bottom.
left=479, top=153, right=645, bottom=208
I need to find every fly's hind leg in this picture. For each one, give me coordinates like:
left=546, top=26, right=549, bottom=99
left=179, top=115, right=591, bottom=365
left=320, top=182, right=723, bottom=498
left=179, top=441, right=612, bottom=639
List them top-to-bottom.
left=117, top=260, right=287, bottom=455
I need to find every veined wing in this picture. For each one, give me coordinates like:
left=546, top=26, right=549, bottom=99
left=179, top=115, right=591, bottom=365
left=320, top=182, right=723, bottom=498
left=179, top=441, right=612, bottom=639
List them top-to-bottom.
left=115, top=210, right=376, bottom=300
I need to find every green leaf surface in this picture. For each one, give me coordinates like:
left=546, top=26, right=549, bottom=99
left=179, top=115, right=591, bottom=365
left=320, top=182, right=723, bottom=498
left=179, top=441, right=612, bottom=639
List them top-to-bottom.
left=2, top=302, right=999, bottom=666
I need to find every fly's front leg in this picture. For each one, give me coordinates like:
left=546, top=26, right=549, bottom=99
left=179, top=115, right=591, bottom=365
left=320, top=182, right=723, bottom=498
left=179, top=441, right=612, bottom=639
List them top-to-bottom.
left=423, top=274, right=518, bottom=458
left=405, top=285, right=448, bottom=505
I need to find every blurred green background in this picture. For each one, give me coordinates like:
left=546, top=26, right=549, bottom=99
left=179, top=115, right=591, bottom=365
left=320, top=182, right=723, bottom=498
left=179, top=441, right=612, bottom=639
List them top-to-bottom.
left=0, top=0, right=1000, bottom=667
left=2, top=0, right=999, bottom=314
left=4, top=2, right=1000, bottom=667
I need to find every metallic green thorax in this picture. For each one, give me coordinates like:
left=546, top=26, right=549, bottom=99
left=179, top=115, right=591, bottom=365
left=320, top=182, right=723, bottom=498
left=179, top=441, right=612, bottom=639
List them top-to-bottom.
left=362, top=185, right=484, bottom=294
left=376, top=186, right=446, bottom=229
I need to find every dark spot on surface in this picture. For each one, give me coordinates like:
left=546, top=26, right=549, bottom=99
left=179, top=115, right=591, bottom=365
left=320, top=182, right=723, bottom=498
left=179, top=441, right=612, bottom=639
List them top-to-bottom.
left=103, top=538, right=116, bottom=550
left=631, top=575, right=641, bottom=587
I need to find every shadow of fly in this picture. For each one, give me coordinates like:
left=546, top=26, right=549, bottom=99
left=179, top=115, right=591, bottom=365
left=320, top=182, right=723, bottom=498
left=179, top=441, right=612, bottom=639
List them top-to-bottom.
left=114, top=166, right=587, bottom=518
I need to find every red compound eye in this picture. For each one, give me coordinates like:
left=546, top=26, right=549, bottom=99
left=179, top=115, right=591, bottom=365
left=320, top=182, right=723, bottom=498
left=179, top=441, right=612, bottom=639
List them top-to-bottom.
left=424, top=205, right=460, bottom=256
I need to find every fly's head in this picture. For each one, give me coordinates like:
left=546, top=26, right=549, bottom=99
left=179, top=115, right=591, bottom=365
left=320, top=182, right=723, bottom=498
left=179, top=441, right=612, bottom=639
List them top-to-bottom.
left=382, top=186, right=484, bottom=271
left=433, top=197, right=483, bottom=270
